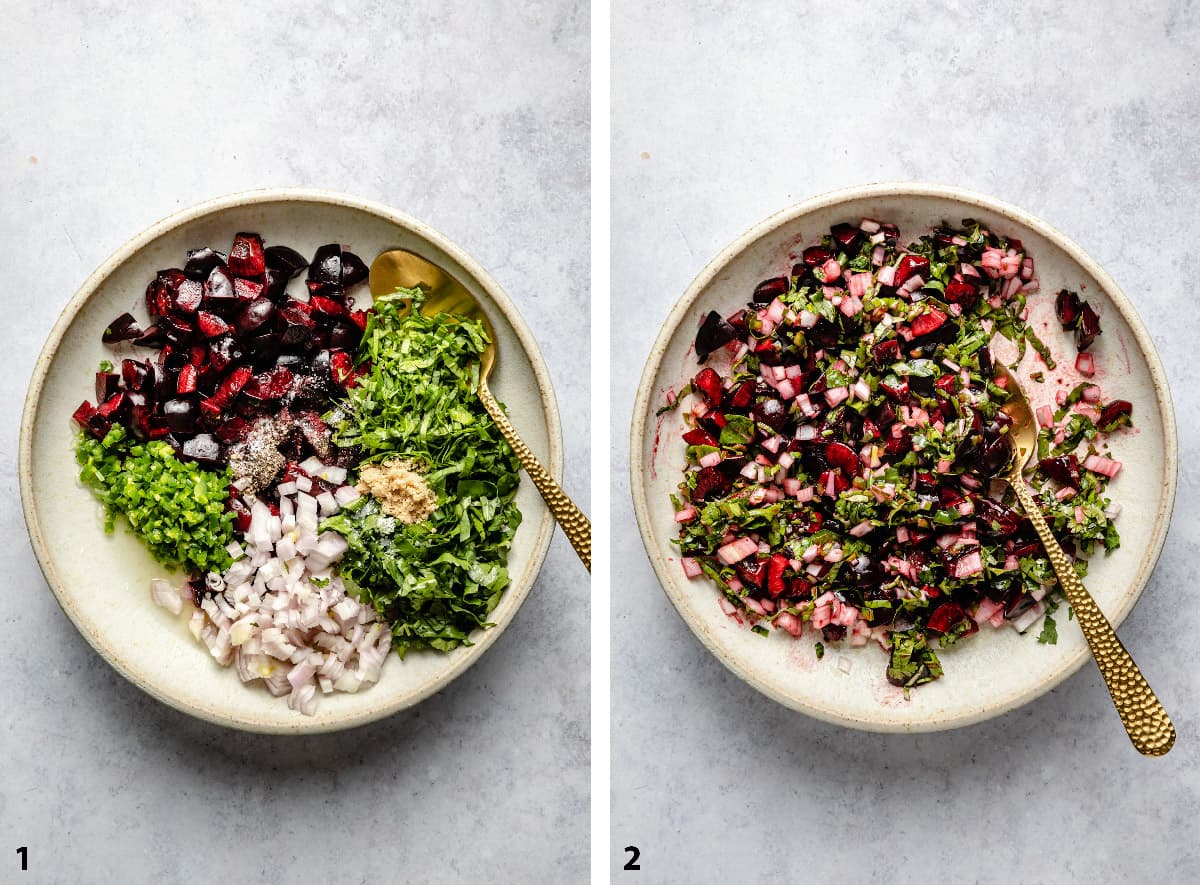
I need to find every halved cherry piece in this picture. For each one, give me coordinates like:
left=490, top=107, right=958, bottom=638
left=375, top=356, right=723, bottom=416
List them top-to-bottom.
left=830, top=223, right=860, bottom=251
left=228, top=232, right=266, bottom=277
left=802, top=245, right=832, bottom=266
left=893, top=254, right=930, bottom=286
left=752, top=276, right=788, bottom=304
left=943, top=280, right=978, bottom=306
left=910, top=306, right=948, bottom=339
left=196, top=311, right=230, bottom=338
left=102, top=312, right=144, bottom=344
left=176, top=363, right=198, bottom=395
left=693, top=367, right=724, bottom=407
left=728, top=380, right=755, bottom=410
left=682, top=427, right=718, bottom=447
left=824, top=441, right=860, bottom=474
left=692, top=466, right=729, bottom=501
left=766, top=553, right=790, bottom=597
left=734, top=557, right=765, bottom=588
left=926, top=602, right=967, bottom=635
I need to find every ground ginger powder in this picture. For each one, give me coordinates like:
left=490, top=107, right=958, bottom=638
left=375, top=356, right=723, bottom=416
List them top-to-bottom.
left=356, top=459, right=438, bottom=524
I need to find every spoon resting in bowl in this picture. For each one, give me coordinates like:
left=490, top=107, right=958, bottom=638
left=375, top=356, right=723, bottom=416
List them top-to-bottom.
left=369, top=248, right=591, bottom=571
left=995, top=363, right=1173, bottom=755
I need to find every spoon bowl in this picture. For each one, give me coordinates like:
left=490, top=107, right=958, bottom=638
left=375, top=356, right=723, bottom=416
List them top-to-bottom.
left=369, top=248, right=497, bottom=377
left=995, top=363, right=1038, bottom=471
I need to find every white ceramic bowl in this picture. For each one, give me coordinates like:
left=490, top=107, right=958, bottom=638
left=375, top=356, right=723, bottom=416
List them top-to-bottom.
left=631, top=183, right=1176, bottom=732
left=21, top=189, right=561, bottom=733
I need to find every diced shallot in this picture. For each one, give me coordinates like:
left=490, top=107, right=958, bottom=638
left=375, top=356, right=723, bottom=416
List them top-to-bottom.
left=1083, top=455, right=1122, bottom=478
left=717, top=537, right=758, bottom=565
left=951, top=550, right=983, bottom=578
left=150, top=579, right=183, bottom=615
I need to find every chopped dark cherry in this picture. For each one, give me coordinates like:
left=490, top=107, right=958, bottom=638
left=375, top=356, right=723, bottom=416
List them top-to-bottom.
left=829, top=223, right=860, bottom=251
left=227, top=232, right=266, bottom=277
left=265, top=244, right=309, bottom=279
left=307, top=244, right=344, bottom=290
left=802, top=245, right=832, bottom=266
left=184, top=248, right=227, bottom=281
left=339, top=250, right=369, bottom=288
left=893, top=254, right=930, bottom=287
left=204, top=265, right=238, bottom=312
left=263, top=268, right=291, bottom=302
left=145, top=269, right=187, bottom=317
left=752, top=276, right=788, bottom=304
left=233, top=278, right=264, bottom=302
left=174, top=279, right=204, bottom=313
left=943, top=279, right=978, bottom=307
left=1055, top=288, right=1082, bottom=329
left=309, top=295, right=346, bottom=318
left=235, top=298, right=276, bottom=337
left=1075, top=302, right=1101, bottom=351
left=278, top=303, right=317, bottom=348
left=909, top=306, right=948, bottom=339
left=694, top=310, right=737, bottom=362
left=196, top=311, right=230, bottom=338
left=101, top=312, right=144, bottom=344
left=328, top=319, right=364, bottom=351
left=132, top=323, right=167, bottom=348
left=206, top=334, right=244, bottom=371
left=872, top=338, right=901, bottom=366
left=329, top=350, right=355, bottom=387
left=176, top=363, right=198, bottom=395
left=242, top=366, right=294, bottom=401
left=693, top=368, right=724, bottom=407
left=95, top=371, right=121, bottom=403
left=728, top=380, right=755, bottom=410
left=97, top=391, right=128, bottom=420
left=162, top=397, right=199, bottom=433
left=752, top=397, right=786, bottom=431
left=1099, top=400, right=1133, bottom=431
left=297, top=412, right=333, bottom=458
left=682, top=427, right=718, bottom=447
left=824, top=441, right=860, bottom=474
left=1038, top=454, right=1081, bottom=488
left=692, top=466, right=730, bottom=501
left=734, top=557, right=765, bottom=588
left=926, top=602, right=971, bottom=635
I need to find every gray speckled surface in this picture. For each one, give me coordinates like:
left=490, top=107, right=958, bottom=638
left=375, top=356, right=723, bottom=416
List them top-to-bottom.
left=0, top=2, right=588, bottom=883
left=612, top=2, right=1200, bottom=882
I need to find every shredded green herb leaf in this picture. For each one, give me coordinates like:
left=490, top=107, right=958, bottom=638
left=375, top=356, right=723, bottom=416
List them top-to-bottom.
left=323, top=289, right=522, bottom=656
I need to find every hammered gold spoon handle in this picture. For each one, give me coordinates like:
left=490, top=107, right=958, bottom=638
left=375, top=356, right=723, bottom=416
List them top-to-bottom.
left=480, top=379, right=591, bottom=571
left=1010, top=479, right=1174, bottom=755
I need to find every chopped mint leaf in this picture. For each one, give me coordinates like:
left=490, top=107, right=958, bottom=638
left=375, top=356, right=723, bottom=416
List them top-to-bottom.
left=1037, top=613, right=1058, bottom=645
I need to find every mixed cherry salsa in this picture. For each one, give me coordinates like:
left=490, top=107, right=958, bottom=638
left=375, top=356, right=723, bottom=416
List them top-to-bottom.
left=667, top=219, right=1131, bottom=688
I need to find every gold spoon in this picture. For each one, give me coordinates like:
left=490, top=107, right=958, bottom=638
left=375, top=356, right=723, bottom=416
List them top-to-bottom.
left=369, top=249, right=591, bottom=571
left=995, top=363, right=1173, bottom=755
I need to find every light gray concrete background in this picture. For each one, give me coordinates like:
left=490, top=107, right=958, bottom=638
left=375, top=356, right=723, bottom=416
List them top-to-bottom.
left=613, top=1, right=1200, bottom=882
left=0, top=2, right=588, bottom=883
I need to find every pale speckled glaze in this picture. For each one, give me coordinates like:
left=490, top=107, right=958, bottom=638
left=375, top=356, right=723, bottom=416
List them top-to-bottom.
left=631, top=183, right=1176, bottom=732
left=20, top=189, right=562, bottom=734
